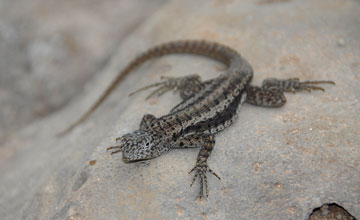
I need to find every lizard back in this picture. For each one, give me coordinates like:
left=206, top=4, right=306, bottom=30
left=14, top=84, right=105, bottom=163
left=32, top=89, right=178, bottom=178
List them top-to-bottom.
left=59, top=40, right=253, bottom=136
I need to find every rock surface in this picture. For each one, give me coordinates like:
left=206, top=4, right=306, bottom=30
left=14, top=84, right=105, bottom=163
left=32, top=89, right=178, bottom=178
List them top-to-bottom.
left=0, top=0, right=359, bottom=219
left=0, top=0, right=167, bottom=144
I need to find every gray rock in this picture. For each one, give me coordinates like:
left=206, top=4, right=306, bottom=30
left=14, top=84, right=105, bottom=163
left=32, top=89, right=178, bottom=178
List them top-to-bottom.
left=0, top=0, right=359, bottom=219
left=0, top=0, right=168, bottom=144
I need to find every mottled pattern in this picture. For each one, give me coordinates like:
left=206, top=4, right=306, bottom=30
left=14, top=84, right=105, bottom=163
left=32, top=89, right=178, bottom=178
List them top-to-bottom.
left=60, top=40, right=334, bottom=198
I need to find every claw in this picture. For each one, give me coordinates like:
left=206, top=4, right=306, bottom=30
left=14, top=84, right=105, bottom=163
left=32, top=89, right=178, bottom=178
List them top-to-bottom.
left=128, top=76, right=183, bottom=100
left=292, top=79, right=334, bottom=93
left=301, top=80, right=335, bottom=85
left=129, top=81, right=166, bottom=97
left=300, top=85, right=326, bottom=93
left=145, top=86, right=169, bottom=100
left=309, top=86, right=325, bottom=92
left=157, top=87, right=172, bottom=97
left=106, top=145, right=123, bottom=155
left=106, top=146, right=117, bottom=151
left=110, top=150, right=122, bottom=155
left=189, top=163, right=220, bottom=198
left=207, top=167, right=221, bottom=180
left=190, top=172, right=198, bottom=187
left=199, top=173, right=204, bottom=198
left=203, top=173, right=209, bottom=197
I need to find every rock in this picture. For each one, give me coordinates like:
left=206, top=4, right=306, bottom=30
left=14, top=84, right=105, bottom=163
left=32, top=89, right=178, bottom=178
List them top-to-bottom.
left=0, top=0, right=359, bottom=219
left=0, top=0, right=167, bottom=144
left=309, top=203, right=357, bottom=220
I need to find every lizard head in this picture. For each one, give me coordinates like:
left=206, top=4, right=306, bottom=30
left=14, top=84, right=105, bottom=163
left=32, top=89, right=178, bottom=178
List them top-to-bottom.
left=115, top=129, right=169, bottom=163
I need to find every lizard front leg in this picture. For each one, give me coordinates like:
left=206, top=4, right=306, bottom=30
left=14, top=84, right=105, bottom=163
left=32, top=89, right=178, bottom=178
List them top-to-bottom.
left=140, top=114, right=157, bottom=130
left=175, top=133, right=220, bottom=198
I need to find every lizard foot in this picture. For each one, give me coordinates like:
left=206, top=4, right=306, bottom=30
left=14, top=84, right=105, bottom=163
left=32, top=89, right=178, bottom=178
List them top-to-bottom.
left=129, top=75, right=200, bottom=100
left=263, top=78, right=335, bottom=93
left=296, top=79, right=335, bottom=93
left=106, top=145, right=123, bottom=155
left=189, top=162, right=220, bottom=198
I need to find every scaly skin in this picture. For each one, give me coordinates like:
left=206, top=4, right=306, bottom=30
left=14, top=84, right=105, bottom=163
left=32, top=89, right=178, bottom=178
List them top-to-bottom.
left=59, top=40, right=334, bottom=198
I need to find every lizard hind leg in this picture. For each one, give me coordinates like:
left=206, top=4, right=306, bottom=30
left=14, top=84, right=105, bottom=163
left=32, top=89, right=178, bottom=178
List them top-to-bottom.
left=129, top=74, right=203, bottom=100
left=246, top=78, right=335, bottom=108
left=262, top=78, right=335, bottom=93
left=129, top=81, right=169, bottom=100
left=245, top=85, right=287, bottom=107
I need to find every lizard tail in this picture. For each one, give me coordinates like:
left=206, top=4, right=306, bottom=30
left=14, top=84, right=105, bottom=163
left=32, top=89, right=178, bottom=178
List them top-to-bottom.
left=57, top=40, right=238, bottom=137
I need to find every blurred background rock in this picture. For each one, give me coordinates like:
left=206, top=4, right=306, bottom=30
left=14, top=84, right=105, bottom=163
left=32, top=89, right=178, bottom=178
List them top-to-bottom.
left=0, top=0, right=167, bottom=145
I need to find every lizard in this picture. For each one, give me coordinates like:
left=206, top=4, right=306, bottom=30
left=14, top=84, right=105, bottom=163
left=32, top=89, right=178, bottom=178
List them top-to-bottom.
left=59, top=40, right=334, bottom=198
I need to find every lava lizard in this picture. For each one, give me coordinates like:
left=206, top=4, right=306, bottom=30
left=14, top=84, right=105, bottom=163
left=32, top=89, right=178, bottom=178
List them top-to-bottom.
left=59, top=40, right=334, bottom=198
